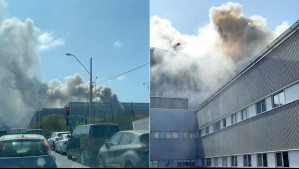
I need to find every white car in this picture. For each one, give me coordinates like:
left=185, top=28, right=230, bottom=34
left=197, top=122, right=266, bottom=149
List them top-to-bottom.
left=48, top=131, right=69, bottom=150
left=55, top=133, right=69, bottom=155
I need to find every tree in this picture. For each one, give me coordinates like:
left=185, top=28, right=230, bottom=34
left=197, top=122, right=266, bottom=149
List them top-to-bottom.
left=42, top=114, right=67, bottom=138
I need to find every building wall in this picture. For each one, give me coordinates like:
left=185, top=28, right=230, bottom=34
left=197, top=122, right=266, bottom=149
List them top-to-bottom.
left=197, top=29, right=299, bottom=128
left=150, top=108, right=198, bottom=167
left=132, top=117, right=149, bottom=130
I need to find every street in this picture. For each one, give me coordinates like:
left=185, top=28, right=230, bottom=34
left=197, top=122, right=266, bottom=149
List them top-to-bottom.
left=53, top=152, right=89, bottom=168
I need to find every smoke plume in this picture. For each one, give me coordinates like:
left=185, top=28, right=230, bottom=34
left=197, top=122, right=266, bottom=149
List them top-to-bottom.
left=0, top=1, right=121, bottom=127
left=150, top=2, right=289, bottom=108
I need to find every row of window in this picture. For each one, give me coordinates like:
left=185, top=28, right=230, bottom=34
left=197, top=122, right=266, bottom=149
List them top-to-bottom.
left=203, top=91, right=286, bottom=136
left=151, top=131, right=196, bottom=139
left=204, top=151, right=289, bottom=167
left=150, top=160, right=196, bottom=168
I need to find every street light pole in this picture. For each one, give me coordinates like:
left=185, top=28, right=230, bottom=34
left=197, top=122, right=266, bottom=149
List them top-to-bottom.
left=66, top=53, right=93, bottom=124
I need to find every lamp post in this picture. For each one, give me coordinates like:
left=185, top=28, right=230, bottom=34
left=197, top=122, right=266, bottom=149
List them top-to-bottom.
left=66, top=53, right=92, bottom=124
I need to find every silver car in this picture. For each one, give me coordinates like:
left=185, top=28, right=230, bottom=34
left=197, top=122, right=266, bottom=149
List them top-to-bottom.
left=97, top=130, right=149, bottom=168
left=48, top=131, right=69, bottom=150
left=54, top=134, right=69, bottom=155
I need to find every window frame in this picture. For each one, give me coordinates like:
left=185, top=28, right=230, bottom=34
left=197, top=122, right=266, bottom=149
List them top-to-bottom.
left=256, top=99, right=267, bottom=114
left=275, top=152, right=289, bottom=167
left=257, top=153, right=268, bottom=167
left=231, top=156, right=238, bottom=167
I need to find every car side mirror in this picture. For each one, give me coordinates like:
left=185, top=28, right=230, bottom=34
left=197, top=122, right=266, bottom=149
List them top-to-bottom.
left=105, top=141, right=110, bottom=149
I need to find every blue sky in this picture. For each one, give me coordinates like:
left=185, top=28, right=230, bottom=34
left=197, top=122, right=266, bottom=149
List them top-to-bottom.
left=5, top=0, right=149, bottom=103
left=150, top=0, right=298, bottom=34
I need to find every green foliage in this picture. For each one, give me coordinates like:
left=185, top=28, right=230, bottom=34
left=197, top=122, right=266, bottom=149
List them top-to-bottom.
left=41, top=114, right=67, bottom=137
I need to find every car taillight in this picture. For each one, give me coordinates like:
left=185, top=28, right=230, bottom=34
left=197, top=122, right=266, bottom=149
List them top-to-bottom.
left=87, top=136, right=93, bottom=149
left=63, top=140, right=68, bottom=144
left=134, top=145, right=148, bottom=154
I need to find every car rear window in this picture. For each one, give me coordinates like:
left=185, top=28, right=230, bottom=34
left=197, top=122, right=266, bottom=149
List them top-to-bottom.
left=90, top=125, right=119, bottom=138
left=139, top=133, right=149, bottom=146
left=0, top=139, right=48, bottom=157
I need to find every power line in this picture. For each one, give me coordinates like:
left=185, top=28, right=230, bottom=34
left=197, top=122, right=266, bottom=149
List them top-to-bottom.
left=98, top=62, right=149, bottom=84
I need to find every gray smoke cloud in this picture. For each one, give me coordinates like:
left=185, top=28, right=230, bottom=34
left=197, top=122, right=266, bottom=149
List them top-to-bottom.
left=0, top=1, right=121, bottom=127
left=150, top=2, right=289, bottom=108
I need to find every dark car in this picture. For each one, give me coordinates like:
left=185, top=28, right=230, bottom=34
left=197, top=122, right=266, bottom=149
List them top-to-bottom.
left=67, top=123, right=119, bottom=166
left=25, top=129, right=44, bottom=136
left=0, top=130, right=7, bottom=137
left=97, top=130, right=149, bottom=168
left=0, top=134, right=57, bottom=168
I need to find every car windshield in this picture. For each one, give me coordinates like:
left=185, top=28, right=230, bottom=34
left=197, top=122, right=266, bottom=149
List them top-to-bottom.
left=0, top=139, right=48, bottom=157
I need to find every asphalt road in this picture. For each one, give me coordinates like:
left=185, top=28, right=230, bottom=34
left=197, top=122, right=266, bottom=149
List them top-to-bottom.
left=53, top=152, right=89, bottom=168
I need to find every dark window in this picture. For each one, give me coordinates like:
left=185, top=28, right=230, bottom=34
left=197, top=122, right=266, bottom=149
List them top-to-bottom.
left=257, top=100, right=267, bottom=114
left=241, top=108, right=248, bottom=121
left=223, top=119, right=226, bottom=128
left=213, top=121, right=220, bottom=131
left=91, top=125, right=119, bottom=138
left=139, top=133, right=149, bottom=146
left=0, top=139, right=48, bottom=157
left=276, top=152, right=289, bottom=167
left=257, top=153, right=268, bottom=167
left=244, top=154, right=252, bottom=167
left=231, top=156, right=237, bottom=167
left=206, top=158, right=211, bottom=166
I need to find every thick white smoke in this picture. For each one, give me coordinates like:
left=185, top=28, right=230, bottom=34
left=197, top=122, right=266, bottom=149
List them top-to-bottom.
left=0, top=1, right=121, bottom=127
left=150, top=2, right=289, bottom=108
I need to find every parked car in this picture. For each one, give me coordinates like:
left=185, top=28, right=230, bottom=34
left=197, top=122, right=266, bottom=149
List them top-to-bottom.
left=67, top=123, right=119, bottom=166
left=24, top=129, right=44, bottom=136
left=0, top=130, right=7, bottom=137
left=97, top=130, right=149, bottom=168
left=48, top=131, right=70, bottom=150
left=54, top=133, right=69, bottom=155
left=0, top=134, right=57, bottom=168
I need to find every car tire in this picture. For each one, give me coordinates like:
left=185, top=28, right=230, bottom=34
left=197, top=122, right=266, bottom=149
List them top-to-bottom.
left=67, top=150, right=72, bottom=160
left=80, top=152, right=86, bottom=165
left=98, top=156, right=106, bottom=168
left=125, top=161, right=134, bottom=168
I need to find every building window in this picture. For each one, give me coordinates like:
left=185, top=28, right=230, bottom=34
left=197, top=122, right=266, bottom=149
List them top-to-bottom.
left=272, top=91, right=286, bottom=108
left=256, top=99, right=267, bottom=114
left=241, top=108, right=248, bottom=121
left=231, top=113, right=237, bottom=124
left=223, top=118, right=226, bottom=128
left=213, top=121, right=221, bottom=131
left=206, top=127, right=209, bottom=134
left=152, top=132, right=159, bottom=139
left=172, top=132, right=179, bottom=139
left=183, top=132, right=188, bottom=138
left=188, top=132, right=195, bottom=139
left=276, top=152, right=289, bottom=167
left=257, top=153, right=268, bottom=167
left=243, top=154, right=252, bottom=167
left=231, top=156, right=238, bottom=167
left=214, top=157, right=218, bottom=167
left=222, top=157, right=228, bottom=167
left=206, top=158, right=211, bottom=167
left=165, top=160, right=173, bottom=167
left=150, top=161, right=158, bottom=168
left=177, top=161, right=182, bottom=167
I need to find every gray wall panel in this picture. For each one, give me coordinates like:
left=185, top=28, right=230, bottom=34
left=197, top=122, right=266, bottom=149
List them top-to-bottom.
left=198, top=28, right=299, bottom=128
left=198, top=100, right=299, bottom=158
left=150, top=139, right=197, bottom=160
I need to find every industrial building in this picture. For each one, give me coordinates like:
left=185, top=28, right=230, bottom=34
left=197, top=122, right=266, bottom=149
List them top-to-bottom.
left=150, top=20, right=299, bottom=168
